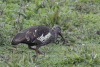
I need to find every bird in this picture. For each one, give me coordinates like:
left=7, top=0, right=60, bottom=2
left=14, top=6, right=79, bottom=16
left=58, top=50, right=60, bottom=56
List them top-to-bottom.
left=11, top=25, right=65, bottom=57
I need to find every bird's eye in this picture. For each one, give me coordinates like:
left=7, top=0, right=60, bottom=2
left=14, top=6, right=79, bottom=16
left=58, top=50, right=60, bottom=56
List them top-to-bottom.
left=58, top=30, right=61, bottom=33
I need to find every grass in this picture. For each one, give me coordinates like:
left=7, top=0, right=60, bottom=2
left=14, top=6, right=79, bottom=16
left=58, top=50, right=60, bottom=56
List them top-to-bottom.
left=1, top=0, right=100, bottom=67
left=0, top=41, right=100, bottom=67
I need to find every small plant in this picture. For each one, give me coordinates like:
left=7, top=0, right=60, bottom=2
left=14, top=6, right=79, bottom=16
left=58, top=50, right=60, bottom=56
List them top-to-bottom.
left=0, top=22, right=14, bottom=45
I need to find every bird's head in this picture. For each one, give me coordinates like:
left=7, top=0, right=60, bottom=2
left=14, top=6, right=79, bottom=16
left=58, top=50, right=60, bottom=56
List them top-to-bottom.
left=52, top=25, right=65, bottom=44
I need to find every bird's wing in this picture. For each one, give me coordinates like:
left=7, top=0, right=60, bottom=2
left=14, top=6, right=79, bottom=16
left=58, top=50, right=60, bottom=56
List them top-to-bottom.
left=12, top=25, right=38, bottom=44
left=12, top=25, right=51, bottom=45
left=21, top=25, right=39, bottom=42
left=32, top=25, right=51, bottom=44
left=35, top=25, right=51, bottom=37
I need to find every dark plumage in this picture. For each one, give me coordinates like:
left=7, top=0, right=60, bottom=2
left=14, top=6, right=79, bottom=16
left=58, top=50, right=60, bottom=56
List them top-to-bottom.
left=11, top=25, right=65, bottom=57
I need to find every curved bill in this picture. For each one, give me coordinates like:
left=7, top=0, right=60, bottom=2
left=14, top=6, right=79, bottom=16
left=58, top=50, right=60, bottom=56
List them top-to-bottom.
left=58, top=32, right=65, bottom=44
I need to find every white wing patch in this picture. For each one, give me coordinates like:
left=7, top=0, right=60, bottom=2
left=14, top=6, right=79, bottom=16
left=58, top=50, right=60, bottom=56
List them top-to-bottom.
left=33, top=29, right=37, bottom=37
left=35, top=30, right=37, bottom=33
left=37, top=32, right=51, bottom=43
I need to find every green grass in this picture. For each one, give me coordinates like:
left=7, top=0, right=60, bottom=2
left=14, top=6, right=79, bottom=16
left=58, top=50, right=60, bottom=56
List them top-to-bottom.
left=1, top=0, right=100, bottom=67
left=0, top=42, right=100, bottom=67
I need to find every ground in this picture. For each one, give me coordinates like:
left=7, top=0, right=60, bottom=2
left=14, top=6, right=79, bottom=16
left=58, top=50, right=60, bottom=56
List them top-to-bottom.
left=0, top=0, right=100, bottom=67
left=0, top=42, right=100, bottom=67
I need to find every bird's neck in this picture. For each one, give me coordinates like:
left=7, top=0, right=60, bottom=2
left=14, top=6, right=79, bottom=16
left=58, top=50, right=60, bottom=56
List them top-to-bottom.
left=50, top=30, right=58, bottom=39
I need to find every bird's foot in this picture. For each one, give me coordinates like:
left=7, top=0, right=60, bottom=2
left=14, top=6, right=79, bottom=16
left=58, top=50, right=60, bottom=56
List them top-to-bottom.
left=32, top=55, right=37, bottom=58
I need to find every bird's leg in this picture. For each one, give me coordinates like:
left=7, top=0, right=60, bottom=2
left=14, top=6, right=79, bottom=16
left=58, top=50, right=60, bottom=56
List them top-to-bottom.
left=37, top=44, right=45, bottom=54
left=28, top=45, right=36, bottom=50
left=28, top=45, right=42, bottom=54
left=36, top=45, right=40, bottom=57
left=36, top=45, right=44, bottom=57
left=37, top=50, right=43, bottom=54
